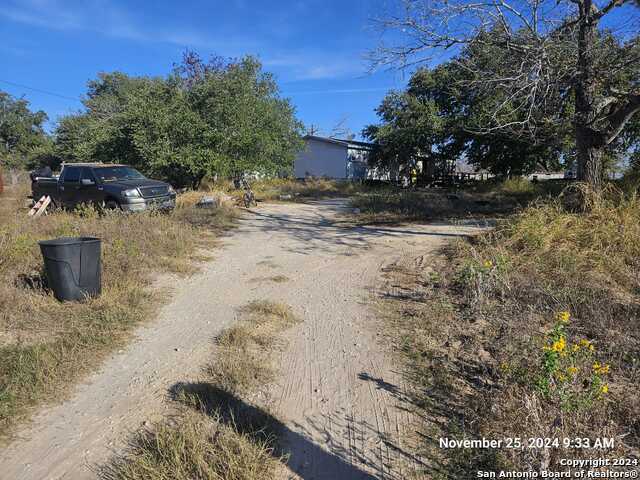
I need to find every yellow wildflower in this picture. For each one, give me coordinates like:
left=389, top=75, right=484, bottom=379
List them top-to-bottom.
left=483, top=260, right=493, bottom=268
left=556, top=311, right=571, bottom=324
left=551, top=337, right=566, bottom=353
left=580, top=339, right=595, bottom=352
left=572, top=343, right=580, bottom=352
left=593, top=362, right=610, bottom=375
left=567, top=366, right=578, bottom=375
left=600, top=384, right=609, bottom=394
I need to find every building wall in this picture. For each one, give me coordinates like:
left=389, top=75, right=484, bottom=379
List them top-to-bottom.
left=294, top=139, right=348, bottom=179
left=346, top=147, right=369, bottom=180
left=526, top=172, right=565, bottom=180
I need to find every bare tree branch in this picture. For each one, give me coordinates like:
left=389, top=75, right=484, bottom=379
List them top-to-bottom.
left=368, top=0, right=640, bottom=186
left=591, top=0, right=632, bottom=22
left=604, top=92, right=640, bottom=144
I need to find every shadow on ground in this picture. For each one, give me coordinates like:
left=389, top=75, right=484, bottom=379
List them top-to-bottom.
left=240, top=199, right=480, bottom=256
left=362, top=253, right=507, bottom=479
left=169, top=382, right=380, bottom=480
left=286, top=406, right=428, bottom=480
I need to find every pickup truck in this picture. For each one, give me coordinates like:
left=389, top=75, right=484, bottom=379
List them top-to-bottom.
left=31, top=163, right=176, bottom=212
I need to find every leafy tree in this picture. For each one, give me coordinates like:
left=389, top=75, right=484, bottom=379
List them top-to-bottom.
left=370, top=0, right=640, bottom=189
left=366, top=23, right=639, bottom=180
left=56, top=52, right=303, bottom=188
left=177, top=55, right=304, bottom=181
left=365, top=61, right=570, bottom=178
left=56, top=73, right=157, bottom=167
left=0, top=90, right=52, bottom=169
left=622, top=112, right=640, bottom=172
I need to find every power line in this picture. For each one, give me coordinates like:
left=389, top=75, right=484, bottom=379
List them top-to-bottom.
left=0, top=78, right=393, bottom=101
left=0, top=79, right=82, bottom=102
left=283, top=87, right=392, bottom=96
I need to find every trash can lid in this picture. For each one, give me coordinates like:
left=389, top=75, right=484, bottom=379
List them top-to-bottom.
left=38, top=236, right=101, bottom=246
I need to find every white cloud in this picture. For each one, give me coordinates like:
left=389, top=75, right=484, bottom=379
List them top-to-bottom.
left=1, top=0, right=365, bottom=81
left=1, top=0, right=264, bottom=56
left=2, top=0, right=139, bottom=38
left=2, top=4, right=76, bottom=30
left=263, top=53, right=366, bottom=81
left=297, top=64, right=355, bottom=80
left=282, top=87, right=390, bottom=95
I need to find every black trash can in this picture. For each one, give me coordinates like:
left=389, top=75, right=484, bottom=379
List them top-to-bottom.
left=38, top=237, right=102, bottom=302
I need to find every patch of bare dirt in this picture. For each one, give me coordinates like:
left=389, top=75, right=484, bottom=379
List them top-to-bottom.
left=0, top=199, right=485, bottom=479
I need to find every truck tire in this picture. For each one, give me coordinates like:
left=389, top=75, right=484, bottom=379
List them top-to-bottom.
left=104, top=199, right=121, bottom=211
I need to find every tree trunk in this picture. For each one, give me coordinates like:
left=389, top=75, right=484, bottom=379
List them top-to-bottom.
left=574, top=0, right=604, bottom=190
left=576, top=127, right=604, bottom=190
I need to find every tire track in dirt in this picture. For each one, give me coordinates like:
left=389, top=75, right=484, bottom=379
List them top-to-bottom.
left=0, top=199, right=486, bottom=480
left=262, top=204, right=487, bottom=479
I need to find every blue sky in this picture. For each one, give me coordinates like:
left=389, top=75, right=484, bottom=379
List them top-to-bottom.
left=0, top=0, right=408, bottom=139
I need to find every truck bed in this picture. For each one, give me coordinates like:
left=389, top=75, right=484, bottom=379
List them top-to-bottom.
left=31, top=176, right=59, bottom=200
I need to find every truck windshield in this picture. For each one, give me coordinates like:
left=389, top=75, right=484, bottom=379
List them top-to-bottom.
left=93, top=167, right=146, bottom=182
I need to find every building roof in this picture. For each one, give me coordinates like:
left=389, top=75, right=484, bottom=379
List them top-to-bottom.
left=303, top=135, right=373, bottom=150
left=303, top=135, right=349, bottom=147
left=333, top=138, right=372, bottom=148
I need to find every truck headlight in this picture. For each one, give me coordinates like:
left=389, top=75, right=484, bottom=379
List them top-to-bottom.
left=122, top=188, right=141, bottom=198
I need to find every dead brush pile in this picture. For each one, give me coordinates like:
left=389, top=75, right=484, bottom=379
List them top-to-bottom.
left=0, top=185, right=236, bottom=438
left=379, top=185, right=640, bottom=475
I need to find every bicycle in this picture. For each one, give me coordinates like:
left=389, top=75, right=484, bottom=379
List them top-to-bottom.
left=241, top=178, right=256, bottom=208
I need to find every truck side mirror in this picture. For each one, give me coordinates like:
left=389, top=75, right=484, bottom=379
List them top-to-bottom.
left=81, top=178, right=95, bottom=186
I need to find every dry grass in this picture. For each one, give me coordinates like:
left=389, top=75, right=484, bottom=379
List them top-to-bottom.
left=207, top=177, right=377, bottom=203
left=350, top=179, right=567, bottom=224
left=0, top=182, right=30, bottom=219
left=0, top=183, right=237, bottom=439
left=376, top=185, right=640, bottom=476
left=173, top=191, right=237, bottom=231
left=101, top=300, right=300, bottom=480
left=209, top=301, right=299, bottom=394
left=101, top=409, right=281, bottom=480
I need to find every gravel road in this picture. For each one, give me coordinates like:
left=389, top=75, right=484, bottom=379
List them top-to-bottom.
left=0, top=199, right=486, bottom=479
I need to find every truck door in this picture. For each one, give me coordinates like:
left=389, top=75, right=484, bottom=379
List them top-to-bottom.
left=60, top=165, right=82, bottom=209
left=78, top=167, right=99, bottom=206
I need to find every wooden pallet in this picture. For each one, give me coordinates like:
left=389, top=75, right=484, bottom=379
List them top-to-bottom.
left=28, top=195, right=52, bottom=217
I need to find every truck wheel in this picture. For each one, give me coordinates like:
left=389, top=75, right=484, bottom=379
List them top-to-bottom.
left=104, top=200, right=121, bottom=211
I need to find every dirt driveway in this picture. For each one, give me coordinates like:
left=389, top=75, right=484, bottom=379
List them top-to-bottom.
left=0, top=199, right=486, bottom=480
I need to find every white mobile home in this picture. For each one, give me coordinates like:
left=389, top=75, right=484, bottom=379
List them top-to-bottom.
left=294, top=135, right=371, bottom=180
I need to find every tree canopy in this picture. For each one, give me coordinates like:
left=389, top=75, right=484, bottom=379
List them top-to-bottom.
left=369, top=0, right=640, bottom=187
left=57, top=52, right=304, bottom=188
left=364, top=56, right=572, bottom=178
left=0, top=91, right=52, bottom=169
